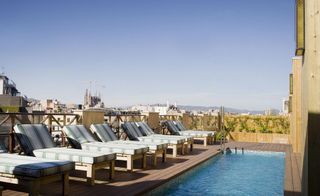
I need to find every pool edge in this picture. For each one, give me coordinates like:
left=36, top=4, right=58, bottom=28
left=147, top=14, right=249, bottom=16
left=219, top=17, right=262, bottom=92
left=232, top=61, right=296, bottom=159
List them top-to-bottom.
left=139, top=150, right=223, bottom=195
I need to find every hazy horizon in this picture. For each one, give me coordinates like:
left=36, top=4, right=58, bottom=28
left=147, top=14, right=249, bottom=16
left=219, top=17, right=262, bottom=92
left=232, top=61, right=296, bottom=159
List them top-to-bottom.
left=1, top=0, right=295, bottom=110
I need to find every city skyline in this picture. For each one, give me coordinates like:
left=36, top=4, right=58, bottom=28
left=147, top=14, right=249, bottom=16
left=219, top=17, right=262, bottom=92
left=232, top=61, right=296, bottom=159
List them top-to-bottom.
left=0, top=0, right=295, bottom=110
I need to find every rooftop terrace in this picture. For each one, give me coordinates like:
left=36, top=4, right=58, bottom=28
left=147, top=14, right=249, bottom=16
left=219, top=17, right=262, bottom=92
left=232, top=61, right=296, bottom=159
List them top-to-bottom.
left=1, top=142, right=300, bottom=196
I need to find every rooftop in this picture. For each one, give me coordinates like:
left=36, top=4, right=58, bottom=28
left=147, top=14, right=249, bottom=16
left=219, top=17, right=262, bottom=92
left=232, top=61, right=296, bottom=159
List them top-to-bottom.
left=2, top=142, right=300, bottom=196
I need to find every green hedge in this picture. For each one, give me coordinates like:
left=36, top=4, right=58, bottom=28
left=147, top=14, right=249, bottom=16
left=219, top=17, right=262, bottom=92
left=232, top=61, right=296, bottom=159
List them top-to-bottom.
left=161, top=114, right=290, bottom=134
left=224, top=115, right=290, bottom=134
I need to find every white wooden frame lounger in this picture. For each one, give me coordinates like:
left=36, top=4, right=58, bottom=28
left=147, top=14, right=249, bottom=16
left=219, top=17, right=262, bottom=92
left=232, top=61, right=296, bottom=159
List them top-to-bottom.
left=174, top=121, right=215, bottom=146
left=123, top=122, right=192, bottom=158
left=137, top=122, right=194, bottom=155
left=14, top=124, right=116, bottom=186
left=90, top=124, right=168, bottom=167
left=63, top=125, right=149, bottom=172
left=0, top=153, right=74, bottom=195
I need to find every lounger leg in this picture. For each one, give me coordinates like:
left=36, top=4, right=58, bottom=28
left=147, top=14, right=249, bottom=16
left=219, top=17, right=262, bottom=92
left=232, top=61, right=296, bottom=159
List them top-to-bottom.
left=204, top=137, right=207, bottom=146
left=190, top=140, right=194, bottom=152
left=181, top=144, right=185, bottom=155
left=172, top=145, right=177, bottom=158
left=162, top=149, right=166, bottom=162
left=142, top=153, right=147, bottom=169
left=152, top=153, right=157, bottom=167
left=127, top=155, right=133, bottom=172
left=109, top=160, right=115, bottom=180
left=86, top=164, right=95, bottom=186
left=62, top=172, right=70, bottom=196
left=30, top=179, right=40, bottom=196
left=0, top=186, right=3, bottom=196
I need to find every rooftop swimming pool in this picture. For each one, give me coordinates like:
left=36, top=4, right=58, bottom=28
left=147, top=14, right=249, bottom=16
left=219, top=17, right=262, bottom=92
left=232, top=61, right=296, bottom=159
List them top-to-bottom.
left=147, top=150, right=285, bottom=196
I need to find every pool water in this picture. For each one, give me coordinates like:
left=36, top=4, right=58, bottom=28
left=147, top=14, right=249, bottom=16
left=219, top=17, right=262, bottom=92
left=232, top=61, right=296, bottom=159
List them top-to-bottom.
left=148, top=150, right=285, bottom=196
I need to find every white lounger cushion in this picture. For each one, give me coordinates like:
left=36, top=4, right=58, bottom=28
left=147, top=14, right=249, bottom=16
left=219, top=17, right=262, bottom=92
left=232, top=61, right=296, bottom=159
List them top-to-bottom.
left=174, top=121, right=215, bottom=137
left=179, top=131, right=214, bottom=137
left=138, top=135, right=185, bottom=145
left=107, top=140, right=167, bottom=151
left=81, top=142, right=148, bottom=155
left=33, top=147, right=116, bottom=164
left=0, top=153, right=74, bottom=178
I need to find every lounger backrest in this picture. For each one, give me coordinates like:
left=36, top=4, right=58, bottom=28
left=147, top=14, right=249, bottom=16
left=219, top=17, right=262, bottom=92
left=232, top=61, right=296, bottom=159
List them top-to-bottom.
left=165, top=121, right=181, bottom=135
left=175, top=121, right=187, bottom=131
left=121, top=122, right=142, bottom=140
left=130, top=122, right=145, bottom=137
left=137, top=122, right=154, bottom=136
left=14, top=124, right=56, bottom=156
left=90, top=124, right=118, bottom=142
left=63, top=125, right=97, bottom=149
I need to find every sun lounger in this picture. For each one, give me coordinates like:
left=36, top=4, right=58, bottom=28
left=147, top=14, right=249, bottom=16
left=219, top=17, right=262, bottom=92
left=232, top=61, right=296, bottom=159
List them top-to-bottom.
left=137, top=121, right=194, bottom=153
left=165, top=121, right=215, bottom=146
left=175, top=121, right=215, bottom=136
left=122, top=122, right=193, bottom=157
left=13, top=124, right=116, bottom=186
left=90, top=124, right=168, bottom=167
left=63, top=125, right=149, bottom=171
left=0, top=153, right=74, bottom=196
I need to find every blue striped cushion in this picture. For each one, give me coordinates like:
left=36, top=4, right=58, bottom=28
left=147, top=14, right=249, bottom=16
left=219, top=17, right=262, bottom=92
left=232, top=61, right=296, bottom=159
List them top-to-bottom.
left=165, top=121, right=181, bottom=135
left=175, top=121, right=187, bottom=131
left=121, top=122, right=144, bottom=140
left=137, top=122, right=154, bottom=136
left=14, top=124, right=56, bottom=155
left=90, top=124, right=118, bottom=142
left=91, top=124, right=167, bottom=151
left=63, top=125, right=96, bottom=144
left=65, top=125, right=148, bottom=155
left=33, top=147, right=116, bottom=164
left=0, top=153, right=74, bottom=178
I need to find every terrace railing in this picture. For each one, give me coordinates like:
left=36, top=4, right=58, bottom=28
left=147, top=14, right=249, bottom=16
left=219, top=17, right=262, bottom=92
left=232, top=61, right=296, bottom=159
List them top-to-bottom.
left=0, top=112, right=80, bottom=153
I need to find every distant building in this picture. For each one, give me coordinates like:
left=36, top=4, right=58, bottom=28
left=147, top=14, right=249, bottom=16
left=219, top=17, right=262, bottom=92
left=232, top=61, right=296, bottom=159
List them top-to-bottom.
left=0, top=74, right=27, bottom=109
left=0, top=74, right=20, bottom=96
left=84, top=89, right=104, bottom=109
left=282, top=98, right=290, bottom=115
left=39, top=99, right=66, bottom=113
left=130, top=102, right=181, bottom=115
left=130, top=104, right=168, bottom=115
left=264, top=108, right=279, bottom=116
left=205, top=109, right=220, bottom=116
left=240, top=112, right=251, bottom=116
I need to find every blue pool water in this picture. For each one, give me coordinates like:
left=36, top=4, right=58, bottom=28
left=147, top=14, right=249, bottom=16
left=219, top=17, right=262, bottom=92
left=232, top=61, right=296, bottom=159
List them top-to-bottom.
left=148, top=150, right=285, bottom=196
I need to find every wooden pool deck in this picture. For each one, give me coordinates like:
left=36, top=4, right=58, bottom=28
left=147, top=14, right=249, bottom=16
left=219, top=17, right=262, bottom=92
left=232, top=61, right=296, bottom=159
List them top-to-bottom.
left=2, top=142, right=301, bottom=196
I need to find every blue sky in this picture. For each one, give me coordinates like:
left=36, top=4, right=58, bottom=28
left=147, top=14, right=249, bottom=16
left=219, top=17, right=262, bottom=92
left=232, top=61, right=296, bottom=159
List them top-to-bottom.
left=0, top=0, right=295, bottom=110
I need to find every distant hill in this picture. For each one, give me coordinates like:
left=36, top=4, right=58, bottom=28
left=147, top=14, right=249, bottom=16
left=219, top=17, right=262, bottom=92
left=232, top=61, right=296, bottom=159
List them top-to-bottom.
left=127, top=104, right=276, bottom=115
left=177, top=105, right=268, bottom=115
